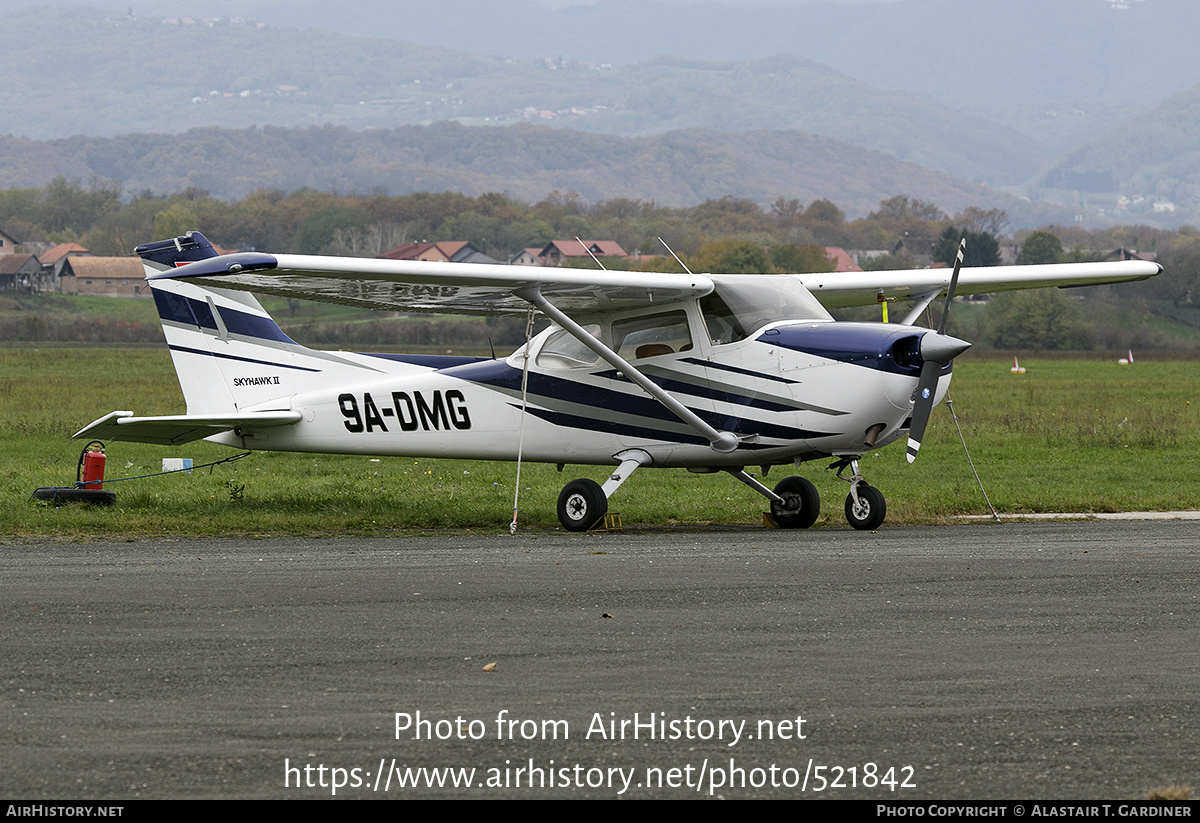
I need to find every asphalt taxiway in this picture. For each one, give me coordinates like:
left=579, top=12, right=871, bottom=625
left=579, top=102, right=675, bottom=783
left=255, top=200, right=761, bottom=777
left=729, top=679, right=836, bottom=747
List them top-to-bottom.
left=4, top=521, right=1197, bottom=799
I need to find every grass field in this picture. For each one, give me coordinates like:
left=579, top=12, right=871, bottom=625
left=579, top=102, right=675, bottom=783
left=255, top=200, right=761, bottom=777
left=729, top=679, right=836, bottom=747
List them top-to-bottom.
left=3, top=345, right=1198, bottom=540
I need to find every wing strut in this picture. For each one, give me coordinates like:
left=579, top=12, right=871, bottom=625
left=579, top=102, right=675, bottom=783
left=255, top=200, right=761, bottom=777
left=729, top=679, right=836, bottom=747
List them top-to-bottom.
left=516, top=288, right=738, bottom=453
left=898, top=288, right=943, bottom=326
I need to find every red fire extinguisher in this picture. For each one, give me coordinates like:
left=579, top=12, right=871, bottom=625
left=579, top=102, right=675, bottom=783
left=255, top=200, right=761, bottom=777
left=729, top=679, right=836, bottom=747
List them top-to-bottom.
left=79, top=441, right=107, bottom=489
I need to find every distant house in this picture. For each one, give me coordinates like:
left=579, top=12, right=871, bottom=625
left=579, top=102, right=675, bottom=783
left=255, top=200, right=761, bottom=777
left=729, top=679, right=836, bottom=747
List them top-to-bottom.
left=0, top=228, right=19, bottom=255
left=538, top=240, right=627, bottom=266
left=378, top=241, right=501, bottom=265
left=379, top=241, right=459, bottom=262
left=40, top=242, right=91, bottom=286
left=446, top=245, right=503, bottom=265
left=510, top=247, right=543, bottom=266
left=823, top=247, right=862, bottom=273
left=1107, top=247, right=1156, bottom=262
left=848, top=250, right=891, bottom=268
left=0, top=254, right=41, bottom=292
left=60, top=257, right=150, bottom=297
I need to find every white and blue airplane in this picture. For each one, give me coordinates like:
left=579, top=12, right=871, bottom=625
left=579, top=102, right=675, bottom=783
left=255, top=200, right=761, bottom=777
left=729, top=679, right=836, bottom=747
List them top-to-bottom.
left=76, top=232, right=1160, bottom=531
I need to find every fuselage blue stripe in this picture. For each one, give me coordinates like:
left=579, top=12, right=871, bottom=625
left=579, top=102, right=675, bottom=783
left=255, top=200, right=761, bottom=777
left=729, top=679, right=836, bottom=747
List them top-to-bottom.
left=167, top=344, right=322, bottom=372
left=359, top=352, right=489, bottom=369
left=680, top=357, right=800, bottom=385
left=448, top=360, right=835, bottom=442
left=593, top=368, right=798, bottom=412
left=516, top=406, right=800, bottom=450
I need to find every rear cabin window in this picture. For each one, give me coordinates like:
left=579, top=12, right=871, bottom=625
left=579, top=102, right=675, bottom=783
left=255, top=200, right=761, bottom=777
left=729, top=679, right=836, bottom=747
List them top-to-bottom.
left=612, top=310, right=692, bottom=360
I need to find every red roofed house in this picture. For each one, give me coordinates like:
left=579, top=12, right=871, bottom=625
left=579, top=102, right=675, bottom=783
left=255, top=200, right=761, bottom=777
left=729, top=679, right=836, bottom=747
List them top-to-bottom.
left=538, top=240, right=627, bottom=266
left=378, top=241, right=500, bottom=265
left=36, top=242, right=91, bottom=291
left=40, top=242, right=90, bottom=274
left=379, top=242, right=461, bottom=262
left=824, top=247, right=862, bottom=273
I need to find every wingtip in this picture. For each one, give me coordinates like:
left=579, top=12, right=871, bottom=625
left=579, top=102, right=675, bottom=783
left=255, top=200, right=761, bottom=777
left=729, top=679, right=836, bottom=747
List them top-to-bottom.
left=73, top=410, right=133, bottom=439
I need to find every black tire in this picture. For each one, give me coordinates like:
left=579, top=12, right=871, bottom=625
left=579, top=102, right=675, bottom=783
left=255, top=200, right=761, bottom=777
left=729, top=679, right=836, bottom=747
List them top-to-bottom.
left=770, top=475, right=820, bottom=529
left=557, top=478, right=607, bottom=532
left=845, top=484, right=886, bottom=531
left=33, top=487, right=117, bottom=506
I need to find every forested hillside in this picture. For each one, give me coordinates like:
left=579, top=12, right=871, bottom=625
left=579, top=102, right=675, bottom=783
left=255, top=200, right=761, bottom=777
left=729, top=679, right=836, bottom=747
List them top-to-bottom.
left=3, top=5, right=1198, bottom=226
left=0, top=7, right=1045, bottom=187
left=1043, top=82, right=1200, bottom=215
left=0, top=123, right=1063, bottom=225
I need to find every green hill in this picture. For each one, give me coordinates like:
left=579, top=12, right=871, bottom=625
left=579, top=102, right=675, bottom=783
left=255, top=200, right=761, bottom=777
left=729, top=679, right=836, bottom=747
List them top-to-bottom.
left=0, top=7, right=1040, bottom=188
left=1038, top=82, right=1200, bottom=224
left=0, top=122, right=1065, bottom=222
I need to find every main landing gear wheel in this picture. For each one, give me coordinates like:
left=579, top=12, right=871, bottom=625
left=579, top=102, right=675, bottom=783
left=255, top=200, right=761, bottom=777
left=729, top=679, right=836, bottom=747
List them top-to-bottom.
left=770, top=476, right=820, bottom=529
left=557, top=478, right=607, bottom=532
left=845, top=484, right=886, bottom=531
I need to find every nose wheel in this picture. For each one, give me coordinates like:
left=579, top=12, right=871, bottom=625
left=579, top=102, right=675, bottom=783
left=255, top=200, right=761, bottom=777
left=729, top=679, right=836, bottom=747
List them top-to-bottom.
left=832, top=457, right=887, bottom=531
left=844, top=483, right=886, bottom=531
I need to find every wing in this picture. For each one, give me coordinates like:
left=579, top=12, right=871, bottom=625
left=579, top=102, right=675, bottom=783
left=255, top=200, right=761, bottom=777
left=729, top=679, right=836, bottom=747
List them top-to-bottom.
left=152, top=252, right=714, bottom=316
left=796, top=260, right=1162, bottom=310
left=75, top=410, right=302, bottom=446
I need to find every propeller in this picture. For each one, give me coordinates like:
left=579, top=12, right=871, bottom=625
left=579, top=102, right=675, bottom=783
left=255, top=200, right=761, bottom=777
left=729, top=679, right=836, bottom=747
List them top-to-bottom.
left=906, top=238, right=972, bottom=463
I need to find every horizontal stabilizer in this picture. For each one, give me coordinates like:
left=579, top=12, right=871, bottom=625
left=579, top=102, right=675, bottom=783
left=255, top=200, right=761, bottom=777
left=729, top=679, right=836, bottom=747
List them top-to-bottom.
left=74, top=410, right=302, bottom=446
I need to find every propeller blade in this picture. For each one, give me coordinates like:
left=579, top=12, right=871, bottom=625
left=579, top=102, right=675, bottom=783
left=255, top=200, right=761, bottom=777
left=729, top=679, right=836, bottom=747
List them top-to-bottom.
left=908, top=237, right=970, bottom=464
left=937, top=237, right=966, bottom=335
left=906, top=331, right=972, bottom=462
left=906, top=358, right=941, bottom=463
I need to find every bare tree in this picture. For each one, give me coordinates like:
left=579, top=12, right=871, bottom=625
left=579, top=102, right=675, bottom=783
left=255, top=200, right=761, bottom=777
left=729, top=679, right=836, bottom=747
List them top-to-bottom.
left=954, top=207, right=1009, bottom=237
left=330, top=222, right=411, bottom=257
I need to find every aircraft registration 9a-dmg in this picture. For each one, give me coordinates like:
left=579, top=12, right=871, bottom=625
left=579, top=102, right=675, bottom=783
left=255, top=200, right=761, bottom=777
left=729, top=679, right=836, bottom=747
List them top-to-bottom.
left=76, top=232, right=1160, bottom=531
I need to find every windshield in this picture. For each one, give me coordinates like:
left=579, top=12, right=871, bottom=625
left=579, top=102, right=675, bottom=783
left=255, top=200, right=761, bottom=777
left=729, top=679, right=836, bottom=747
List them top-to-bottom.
left=702, top=275, right=832, bottom=344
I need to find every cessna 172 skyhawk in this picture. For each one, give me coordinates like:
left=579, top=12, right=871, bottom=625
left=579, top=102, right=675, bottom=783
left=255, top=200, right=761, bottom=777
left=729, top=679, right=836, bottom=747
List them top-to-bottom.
left=75, top=232, right=1160, bottom=531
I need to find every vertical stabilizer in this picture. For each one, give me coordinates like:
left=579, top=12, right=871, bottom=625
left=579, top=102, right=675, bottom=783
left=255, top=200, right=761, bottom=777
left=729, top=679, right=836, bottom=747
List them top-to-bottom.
left=139, top=232, right=455, bottom=417
left=147, top=266, right=388, bottom=416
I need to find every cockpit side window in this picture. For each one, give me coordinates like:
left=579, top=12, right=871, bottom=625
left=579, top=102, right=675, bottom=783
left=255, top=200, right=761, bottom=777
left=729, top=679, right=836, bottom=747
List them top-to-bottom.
left=700, top=291, right=747, bottom=345
left=612, top=310, right=692, bottom=360
left=536, top=324, right=602, bottom=369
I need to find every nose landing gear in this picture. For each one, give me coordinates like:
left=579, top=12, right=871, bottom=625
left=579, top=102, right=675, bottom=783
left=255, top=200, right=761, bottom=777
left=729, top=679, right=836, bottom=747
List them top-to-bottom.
left=831, top=457, right=886, bottom=531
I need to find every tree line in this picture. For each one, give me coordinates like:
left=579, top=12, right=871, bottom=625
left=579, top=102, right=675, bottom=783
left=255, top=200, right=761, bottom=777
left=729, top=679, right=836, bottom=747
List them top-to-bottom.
left=0, top=178, right=1081, bottom=261
left=4, top=178, right=1200, bottom=351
